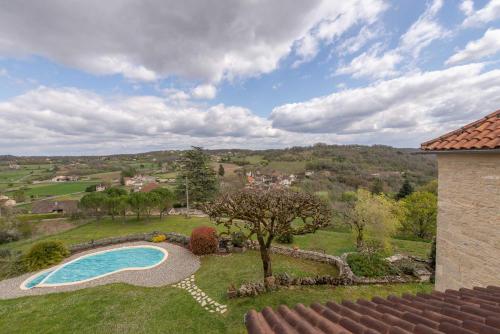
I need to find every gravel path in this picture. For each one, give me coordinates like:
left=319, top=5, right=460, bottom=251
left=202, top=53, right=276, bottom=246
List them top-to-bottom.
left=0, top=241, right=200, bottom=300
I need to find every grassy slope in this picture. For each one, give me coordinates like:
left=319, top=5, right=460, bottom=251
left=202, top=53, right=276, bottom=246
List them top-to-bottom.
left=18, top=182, right=96, bottom=197
left=1, top=217, right=431, bottom=258
left=0, top=249, right=433, bottom=334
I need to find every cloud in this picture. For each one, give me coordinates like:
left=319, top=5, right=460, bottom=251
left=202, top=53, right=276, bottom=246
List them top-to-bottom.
left=0, top=0, right=386, bottom=83
left=293, top=0, right=388, bottom=66
left=336, top=0, right=447, bottom=79
left=399, top=0, right=447, bottom=58
left=460, top=0, right=474, bottom=16
left=462, top=0, right=500, bottom=27
left=336, top=25, right=384, bottom=56
left=446, top=29, right=500, bottom=65
left=335, top=47, right=402, bottom=79
left=271, top=63, right=500, bottom=137
left=2, top=64, right=499, bottom=155
left=191, top=84, right=217, bottom=100
left=0, top=86, right=281, bottom=154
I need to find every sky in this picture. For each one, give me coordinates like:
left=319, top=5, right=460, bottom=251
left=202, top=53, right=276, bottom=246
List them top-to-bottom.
left=1, top=0, right=500, bottom=155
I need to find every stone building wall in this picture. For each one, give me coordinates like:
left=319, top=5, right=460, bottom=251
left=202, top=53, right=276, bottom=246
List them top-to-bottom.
left=436, top=153, right=500, bottom=291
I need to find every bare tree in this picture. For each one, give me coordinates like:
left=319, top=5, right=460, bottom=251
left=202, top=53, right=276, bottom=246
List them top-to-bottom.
left=204, top=188, right=331, bottom=285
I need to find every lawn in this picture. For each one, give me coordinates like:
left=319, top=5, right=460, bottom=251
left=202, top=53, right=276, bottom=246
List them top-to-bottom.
left=8, top=181, right=96, bottom=198
left=0, top=215, right=434, bottom=333
left=0, top=216, right=431, bottom=259
left=0, top=247, right=433, bottom=334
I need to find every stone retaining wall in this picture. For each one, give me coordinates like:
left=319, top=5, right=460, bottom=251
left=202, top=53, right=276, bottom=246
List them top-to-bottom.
left=69, top=231, right=190, bottom=254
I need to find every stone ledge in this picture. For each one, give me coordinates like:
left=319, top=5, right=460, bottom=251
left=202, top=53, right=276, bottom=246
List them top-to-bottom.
left=69, top=231, right=190, bottom=254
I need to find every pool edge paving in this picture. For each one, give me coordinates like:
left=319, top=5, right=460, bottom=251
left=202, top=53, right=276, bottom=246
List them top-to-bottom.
left=0, top=241, right=200, bottom=300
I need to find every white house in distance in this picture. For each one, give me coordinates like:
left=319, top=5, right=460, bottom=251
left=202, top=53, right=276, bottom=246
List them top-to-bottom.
left=421, top=110, right=500, bottom=291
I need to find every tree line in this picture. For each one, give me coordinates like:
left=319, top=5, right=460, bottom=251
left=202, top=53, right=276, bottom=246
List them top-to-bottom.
left=79, top=187, right=174, bottom=221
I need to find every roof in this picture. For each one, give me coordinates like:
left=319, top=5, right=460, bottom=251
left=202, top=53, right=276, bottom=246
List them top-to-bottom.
left=421, top=110, right=500, bottom=151
left=140, top=182, right=160, bottom=193
left=32, top=200, right=79, bottom=214
left=245, top=285, right=500, bottom=334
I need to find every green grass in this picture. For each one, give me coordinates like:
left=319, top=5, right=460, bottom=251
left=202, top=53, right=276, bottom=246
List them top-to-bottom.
left=266, top=161, right=307, bottom=174
left=8, top=181, right=95, bottom=198
left=0, top=214, right=433, bottom=333
left=0, top=216, right=431, bottom=259
left=0, top=216, right=213, bottom=252
left=288, top=230, right=431, bottom=258
left=0, top=248, right=433, bottom=334
left=197, top=251, right=339, bottom=300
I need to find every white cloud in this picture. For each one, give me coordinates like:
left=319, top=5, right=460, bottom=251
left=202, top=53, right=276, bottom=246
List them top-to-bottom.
left=0, top=0, right=387, bottom=83
left=293, top=0, right=388, bottom=65
left=336, top=0, right=447, bottom=79
left=399, top=0, right=447, bottom=58
left=460, top=0, right=474, bottom=16
left=463, top=0, right=500, bottom=27
left=336, top=25, right=383, bottom=56
left=446, top=28, right=500, bottom=65
left=336, top=48, right=402, bottom=79
left=82, top=55, right=158, bottom=81
left=3, top=64, right=499, bottom=155
left=271, top=64, right=500, bottom=138
left=0, top=68, right=6, bottom=76
left=191, top=84, right=217, bottom=100
left=0, top=86, right=281, bottom=154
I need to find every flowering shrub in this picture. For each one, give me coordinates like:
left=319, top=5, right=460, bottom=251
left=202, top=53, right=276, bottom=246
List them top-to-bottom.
left=190, top=226, right=218, bottom=255
left=152, top=234, right=167, bottom=243
left=24, top=241, right=69, bottom=271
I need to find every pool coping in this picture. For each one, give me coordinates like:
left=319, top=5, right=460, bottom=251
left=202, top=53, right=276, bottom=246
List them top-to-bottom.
left=20, top=245, right=169, bottom=290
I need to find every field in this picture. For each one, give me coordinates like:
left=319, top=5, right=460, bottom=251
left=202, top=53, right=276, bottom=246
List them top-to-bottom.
left=7, top=181, right=96, bottom=199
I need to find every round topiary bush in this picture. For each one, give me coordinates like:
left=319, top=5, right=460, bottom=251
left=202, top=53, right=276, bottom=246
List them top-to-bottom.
left=190, top=226, right=218, bottom=255
left=24, top=240, right=69, bottom=271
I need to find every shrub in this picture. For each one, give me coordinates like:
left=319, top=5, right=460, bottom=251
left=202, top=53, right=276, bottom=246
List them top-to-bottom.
left=190, top=226, right=218, bottom=255
left=0, top=230, right=20, bottom=244
left=230, top=231, right=247, bottom=247
left=276, top=231, right=294, bottom=244
left=152, top=234, right=167, bottom=243
left=24, top=241, right=69, bottom=271
left=346, top=252, right=397, bottom=278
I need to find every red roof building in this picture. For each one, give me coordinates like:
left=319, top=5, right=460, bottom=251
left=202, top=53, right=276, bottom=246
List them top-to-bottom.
left=421, top=110, right=500, bottom=151
left=140, top=182, right=160, bottom=193
left=246, top=286, right=500, bottom=334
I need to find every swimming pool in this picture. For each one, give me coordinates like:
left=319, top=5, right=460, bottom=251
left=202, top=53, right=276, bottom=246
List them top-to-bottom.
left=21, top=245, right=168, bottom=290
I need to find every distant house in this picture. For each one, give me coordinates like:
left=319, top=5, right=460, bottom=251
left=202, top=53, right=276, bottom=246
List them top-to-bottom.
left=421, top=110, right=500, bottom=291
left=8, top=162, right=20, bottom=170
left=52, top=175, right=78, bottom=182
left=123, top=177, right=134, bottom=186
left=140, top=182, right=160, bottom=193
left=95, top=184, right=106, bottom=192
left=0, top=195, right=16, bottom=208
left=32, top=200, right=79, bottom=214
left=167, top=208, right=207, bottom=217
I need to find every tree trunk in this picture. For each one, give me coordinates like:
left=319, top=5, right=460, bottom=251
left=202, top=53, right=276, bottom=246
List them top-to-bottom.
left=356, top=226, right=364, bottom=250
left=255, top=232, right=273, bottom=278
left=259, top=244, right=272, bottom=278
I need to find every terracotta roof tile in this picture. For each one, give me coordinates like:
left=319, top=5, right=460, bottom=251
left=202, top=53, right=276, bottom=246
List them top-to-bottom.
left=421, top=110, right=500, bottom=151
left=245, top=286, right=500, bottom=334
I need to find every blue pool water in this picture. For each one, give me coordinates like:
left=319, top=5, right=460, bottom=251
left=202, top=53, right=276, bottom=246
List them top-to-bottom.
left=23, top=246, right=166, bottom=289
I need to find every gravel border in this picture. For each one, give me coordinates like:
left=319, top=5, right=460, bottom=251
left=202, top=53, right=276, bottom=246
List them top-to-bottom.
left=0, top=241, right=200, bottom=300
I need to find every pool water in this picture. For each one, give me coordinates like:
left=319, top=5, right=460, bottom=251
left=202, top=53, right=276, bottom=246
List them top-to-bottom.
left=22, top=246, right=167, bottom=289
